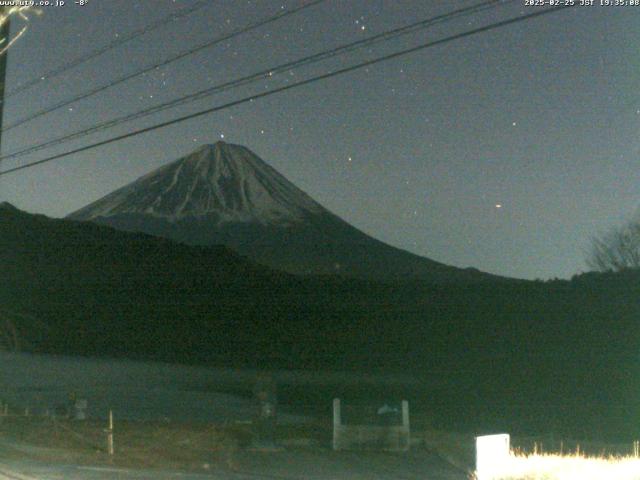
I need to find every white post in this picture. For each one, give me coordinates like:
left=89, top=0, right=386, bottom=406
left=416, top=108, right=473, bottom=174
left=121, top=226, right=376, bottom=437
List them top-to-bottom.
left=332, top=398, right=341, bottom=451
left=401, top=400, right=410, bottom=451
left=401, top=400, right=409, bottom=428
left=107, top=410, right=114, bottom=456
left=476, top=434, right=510, bottom=480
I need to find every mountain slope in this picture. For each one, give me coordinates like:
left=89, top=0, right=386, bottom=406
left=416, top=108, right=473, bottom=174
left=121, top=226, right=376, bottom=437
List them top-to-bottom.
left=68, top=142, right=493, bottom=282
left=0, top=202, right=291, bottom=362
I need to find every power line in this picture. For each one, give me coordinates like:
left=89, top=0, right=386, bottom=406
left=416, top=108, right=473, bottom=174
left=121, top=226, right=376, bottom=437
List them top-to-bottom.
left=1, top=0, right=514, bottom=162
left=2, top=0, right=326, bottom=133
left=4, top=0, right=213, bottom=100
left=0, top=5, right=576, bottom=178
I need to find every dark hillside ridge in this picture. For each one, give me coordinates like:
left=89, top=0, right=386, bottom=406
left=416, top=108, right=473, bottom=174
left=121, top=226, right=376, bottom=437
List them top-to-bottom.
left=2, top=204, right=639, bottom=440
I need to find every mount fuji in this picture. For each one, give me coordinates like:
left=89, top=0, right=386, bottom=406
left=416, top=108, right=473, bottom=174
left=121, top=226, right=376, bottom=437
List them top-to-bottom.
left=68, top=142, right=491, bottom=282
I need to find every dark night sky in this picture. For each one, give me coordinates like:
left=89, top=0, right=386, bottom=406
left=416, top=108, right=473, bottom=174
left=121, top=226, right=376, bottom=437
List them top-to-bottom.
left=0, top=0, right=638, bottom=280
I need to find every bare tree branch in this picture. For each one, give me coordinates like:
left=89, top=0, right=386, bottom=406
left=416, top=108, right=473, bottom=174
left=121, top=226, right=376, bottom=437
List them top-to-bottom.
left=0, top=7, right=39, bottom=55
left=587, top=221, right=640, bottom=272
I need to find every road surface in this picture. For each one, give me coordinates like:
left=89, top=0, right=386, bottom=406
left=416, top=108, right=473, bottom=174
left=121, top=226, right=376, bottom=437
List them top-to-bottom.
left=0, top=449, right=469, bottom=479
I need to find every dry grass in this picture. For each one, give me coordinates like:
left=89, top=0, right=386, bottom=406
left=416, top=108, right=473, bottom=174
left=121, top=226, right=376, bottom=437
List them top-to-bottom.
left=0, top=415, right=329, bottom=473
left=9, top=415, right=637, bottom=479
left=0, top=416, right=245, bottom=472
left=419, top=427, right=640, bottom=480
left=422, top=428, right=476, bottom=474
left=476, top=452, right=640, bottom=480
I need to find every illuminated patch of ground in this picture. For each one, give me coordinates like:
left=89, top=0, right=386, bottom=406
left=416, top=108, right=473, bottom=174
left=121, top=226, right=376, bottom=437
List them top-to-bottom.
left=482, top=452, right=640, bottom=480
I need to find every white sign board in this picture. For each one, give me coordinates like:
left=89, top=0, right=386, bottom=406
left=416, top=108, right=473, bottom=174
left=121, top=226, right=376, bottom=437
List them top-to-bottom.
left=476, top=433, right=510, bottom=480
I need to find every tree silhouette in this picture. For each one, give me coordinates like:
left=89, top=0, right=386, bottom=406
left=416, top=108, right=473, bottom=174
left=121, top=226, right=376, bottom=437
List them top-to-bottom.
left=587, top=220, right=640, bottom=272
left=0, top=308, right=50, bottom=352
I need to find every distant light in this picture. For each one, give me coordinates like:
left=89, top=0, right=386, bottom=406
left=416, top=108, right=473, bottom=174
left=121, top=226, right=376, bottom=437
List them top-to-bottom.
left=220, top=134, right=225, bottom=139
left=495, top=204, right=502, bottom=209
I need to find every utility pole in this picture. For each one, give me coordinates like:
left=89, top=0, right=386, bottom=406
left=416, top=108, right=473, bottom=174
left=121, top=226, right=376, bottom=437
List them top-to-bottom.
left=0, top=6, right=10, bottom=156
left=0, top=7, right=9, bottom=356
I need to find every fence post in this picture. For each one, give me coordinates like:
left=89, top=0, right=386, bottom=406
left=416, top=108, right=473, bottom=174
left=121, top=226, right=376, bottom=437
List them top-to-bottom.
left=332, top=398, right=341, bottom=451
left=401, top=400, right=410, bottom=451
left=401, top=400, right=409, bottom=429
left=106, top=410, right=114, bottom=456
left=634, top=440, right=639, bottom=458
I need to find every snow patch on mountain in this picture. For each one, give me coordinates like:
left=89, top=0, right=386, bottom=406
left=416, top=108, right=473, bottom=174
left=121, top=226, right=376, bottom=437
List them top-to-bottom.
left=69, top=142, right=325, bottom=225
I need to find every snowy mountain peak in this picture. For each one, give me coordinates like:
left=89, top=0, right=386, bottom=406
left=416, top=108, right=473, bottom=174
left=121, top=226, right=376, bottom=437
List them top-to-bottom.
left=68, top=142, right=325, bottom=224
